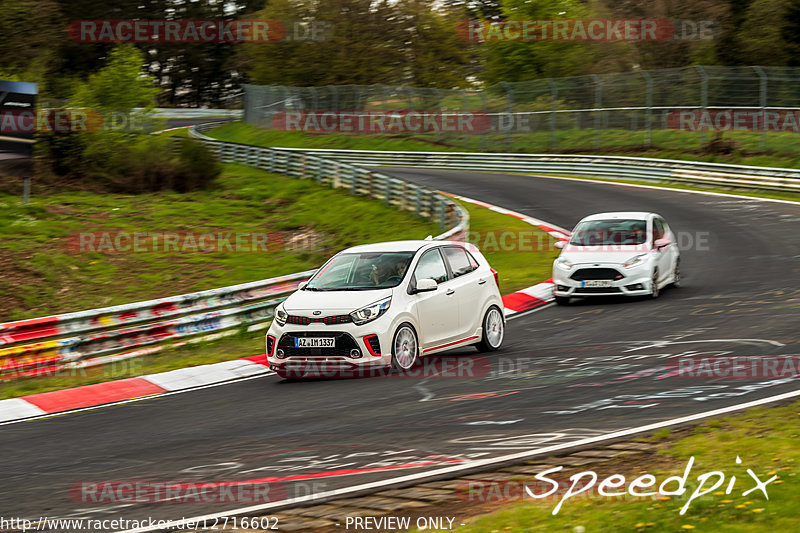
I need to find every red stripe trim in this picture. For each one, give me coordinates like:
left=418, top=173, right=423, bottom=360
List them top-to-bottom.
left=503, top=292, right=547, bottom=312
left=423, top=335, right=479, bottom=353
left=24, top=378, right=167, bottom=413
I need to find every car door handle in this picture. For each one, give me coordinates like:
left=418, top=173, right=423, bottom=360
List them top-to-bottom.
left=478, top=279, right=487, bottom=285
left=446, top=288, right=455, bottom=295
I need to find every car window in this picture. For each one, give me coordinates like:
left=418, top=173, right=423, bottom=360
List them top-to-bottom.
left=570, top=219, right=648, bottom=245
left=653, top=219, right=666, bottom=241
left=443, top=246, right=476, bottom=277
left=413, top=248, right=448, bottom=284
left=306, top=251, right=414, bottom=290
left=467, top=251, right=480, bottom=270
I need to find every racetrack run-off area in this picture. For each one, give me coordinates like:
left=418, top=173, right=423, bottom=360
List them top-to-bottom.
left=1, top=169, right=798, bottom=526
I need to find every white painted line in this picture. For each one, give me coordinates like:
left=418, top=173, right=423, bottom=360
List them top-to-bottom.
left=525, top=174, right=800, bottom=206
left=144, top=360, right=269, bottom=391
left=0, top=370, right=273, bottom=427
left=115, top=386, right=800, bottom=533
left=0, top=398, right=47, bottom=423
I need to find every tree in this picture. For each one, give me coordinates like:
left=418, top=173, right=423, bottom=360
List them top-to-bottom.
left=738, top=0, right=791, bottom=65
left=73, top=45, right=158, bottom=112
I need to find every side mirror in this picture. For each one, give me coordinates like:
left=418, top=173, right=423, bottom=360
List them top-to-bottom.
left=654, top=238, right=670, bottom=250
left=554, top=241, right=565, bottom=249
left=414, top=278, right=438, bottom=293
left=298, top=281, right=308, bottom=290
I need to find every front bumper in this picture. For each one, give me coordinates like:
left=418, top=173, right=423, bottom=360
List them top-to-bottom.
left=552, top=263, right=653, bottom=297
left=266, top=319, right=392, bottom=377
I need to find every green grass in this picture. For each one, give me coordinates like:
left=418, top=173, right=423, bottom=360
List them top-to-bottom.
left=206, top=122, right=800, bottom=170
left=0, top=163, right=442, bottom=322
left=0, top=185, right=554, bottom=398
left=462, top=202, right=559, bottom=295
left=426, top=401, right=800, bottom=532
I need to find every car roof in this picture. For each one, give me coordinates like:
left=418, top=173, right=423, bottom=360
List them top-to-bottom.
left=580, top=211, right=655, bottom=222
left=341, top=240, right=440, bottom=254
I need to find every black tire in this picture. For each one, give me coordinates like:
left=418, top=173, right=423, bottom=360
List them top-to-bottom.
left=650, top=268, right=660, bottom=299
left=554, top=296, right=570, bottom=305
left=476, top=306, right=504, bottom=352
left=391, top=323, right=419, bottom=371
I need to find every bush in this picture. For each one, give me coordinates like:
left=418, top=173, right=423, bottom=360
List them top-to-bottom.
left=37, top=132, right=221, bottom=194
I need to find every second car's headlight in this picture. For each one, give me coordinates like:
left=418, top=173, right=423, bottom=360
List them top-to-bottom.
left=623, top=254, right=647, bottom=269
left=555, top=257, right=574, bottom=271
left=350, top=297, right=391, bottom=325
left=274, top=303, right=288, bottom=326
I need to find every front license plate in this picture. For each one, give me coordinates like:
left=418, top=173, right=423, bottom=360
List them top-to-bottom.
left=583, top=280, right=614, bottom=288
left=294, top=337, right=335, bottom=348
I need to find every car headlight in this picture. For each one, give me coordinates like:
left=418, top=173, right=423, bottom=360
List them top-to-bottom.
left=623, top=254, right=647, bottom=269
left=555, top=257, right=574, bottom=271
left=350, top=297, right=391, bottom=326
left=274, top=303, right=288, bottom=326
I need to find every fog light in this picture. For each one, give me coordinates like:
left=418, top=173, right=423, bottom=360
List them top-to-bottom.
left=625, top=283, right=644, bottom=291
left=276, top=349, right=285, bottom=359
left=350, top=349, right=362, bottom=359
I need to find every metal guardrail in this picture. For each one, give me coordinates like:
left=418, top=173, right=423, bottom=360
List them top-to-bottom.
left=135, top=108, right=243, bottom=119
left=189, top=123, right=470, bottom=234
left=0, top=128, right=468, bottom=379
left=267, top=148, right=800, bottom=194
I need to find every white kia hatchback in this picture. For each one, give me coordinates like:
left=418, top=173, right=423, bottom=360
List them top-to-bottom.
left=552, top=212, right=681, bottom=304
left=266, top=240, right=505, bottom=378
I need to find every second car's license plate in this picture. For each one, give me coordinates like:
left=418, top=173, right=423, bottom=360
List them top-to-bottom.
left=583, top=280, right=614, bottom=288
left=295, top=337, right=335, bottom=348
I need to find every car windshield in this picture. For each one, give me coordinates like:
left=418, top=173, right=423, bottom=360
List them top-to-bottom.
left=570, top=219, right=648, bottom=246
left=305, top=251, right=415, bottom=290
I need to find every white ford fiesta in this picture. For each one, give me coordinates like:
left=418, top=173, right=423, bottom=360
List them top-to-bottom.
left=552, top=212, right=681, bottom=304
left=266, top=240, right=505, bottom=378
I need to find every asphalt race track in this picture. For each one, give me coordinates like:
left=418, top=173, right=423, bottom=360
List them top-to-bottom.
left=1, top=169, right=798, bottom=526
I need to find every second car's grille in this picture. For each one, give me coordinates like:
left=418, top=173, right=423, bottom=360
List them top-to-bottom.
left=570, top=268, right=625, bottom=281
left=574, top=287, right=623, bottom=294
left=287, top=314, right=353, bottom=325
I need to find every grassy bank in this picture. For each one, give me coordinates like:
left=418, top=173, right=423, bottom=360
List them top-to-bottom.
left=205, top=122, right=800, bottom=170
left=0, top=163, right=441, bottom=322
left=0, top=191, right=556, bottom=398
left=419, top=400, right=800, bottom=532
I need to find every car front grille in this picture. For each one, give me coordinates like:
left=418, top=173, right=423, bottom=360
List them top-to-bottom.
left=570, top=268, right=624, bottom=281
left=574, top=287, right=623, bottom=294
left=287, top=314, right=353, bottom=325
left=277, top=331, right=359, bottom=358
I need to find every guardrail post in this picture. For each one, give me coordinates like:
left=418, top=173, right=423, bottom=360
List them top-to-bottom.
left=695, top=65, right=709, bottom=147
left=754, top=66, right=767, bottom=150
left=641, top=70, right=653, bottom=147
left=592, top=75, right=602, bottom=149
left=546, top=78, right=558, bottom=150
left=500, top=81, right=513, bottom=151
left=384, top=176, right=391, bottom=205
left=415, top=188, right=422, bottom=217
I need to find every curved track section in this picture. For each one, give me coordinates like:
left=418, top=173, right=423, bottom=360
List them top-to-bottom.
left=1, top=170, right=798, bottom=524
